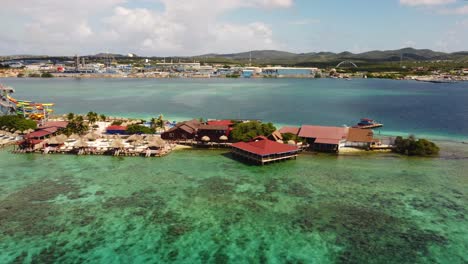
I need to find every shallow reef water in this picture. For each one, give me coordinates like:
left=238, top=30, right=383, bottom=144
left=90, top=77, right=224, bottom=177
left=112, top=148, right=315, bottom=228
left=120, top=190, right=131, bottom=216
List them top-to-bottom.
left=0, top=142, right=467, bottom=263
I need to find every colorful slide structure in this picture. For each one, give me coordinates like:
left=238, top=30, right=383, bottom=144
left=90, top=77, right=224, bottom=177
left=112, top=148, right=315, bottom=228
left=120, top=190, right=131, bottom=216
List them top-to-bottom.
left=7, top=95, right=55, bottom=120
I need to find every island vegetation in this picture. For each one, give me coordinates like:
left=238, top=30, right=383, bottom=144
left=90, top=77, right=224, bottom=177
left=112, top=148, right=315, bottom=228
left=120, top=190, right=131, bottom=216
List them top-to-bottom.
left=0, top=115, right=37, bottom=131
left=231, top=121, right=276, bottom=142
left=126, top=124, right=155, bottom=134
left=393, top=135, right=440, bottom=156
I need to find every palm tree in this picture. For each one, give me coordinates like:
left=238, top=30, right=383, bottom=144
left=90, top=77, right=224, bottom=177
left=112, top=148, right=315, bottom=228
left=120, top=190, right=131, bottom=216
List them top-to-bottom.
left=87, top=112, right=98, bottom=124
left=67, top=113, right=75, bottom=121
left=100, top=114, right=106, bottom=122
left=156, top=114, right=165, bottom=131
left=150, top=118, right=157, bottom=130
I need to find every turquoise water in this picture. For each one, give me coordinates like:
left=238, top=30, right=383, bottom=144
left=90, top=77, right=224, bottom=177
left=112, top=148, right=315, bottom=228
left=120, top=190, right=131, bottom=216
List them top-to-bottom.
left=0, top=78, right=467, bottom=263
left=3, top=78, right=468, bottom=140
left=0, top=145, right=467, bottom=263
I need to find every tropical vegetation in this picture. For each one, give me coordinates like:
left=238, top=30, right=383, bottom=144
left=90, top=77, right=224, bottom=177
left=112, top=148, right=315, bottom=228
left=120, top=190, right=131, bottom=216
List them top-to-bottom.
left=61, top=113, right=89, bottom=135
left=0, top=115, right=37, bottom=131
left=231, top=121, right=276, bottom=142
left=126, top=124, right=155, bottom=135
left=393, top=135, right=440, bottom=156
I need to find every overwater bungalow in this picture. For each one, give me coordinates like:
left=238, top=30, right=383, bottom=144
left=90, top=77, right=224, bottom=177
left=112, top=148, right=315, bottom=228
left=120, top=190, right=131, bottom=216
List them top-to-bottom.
left=231, top=138, right=299, bottom=165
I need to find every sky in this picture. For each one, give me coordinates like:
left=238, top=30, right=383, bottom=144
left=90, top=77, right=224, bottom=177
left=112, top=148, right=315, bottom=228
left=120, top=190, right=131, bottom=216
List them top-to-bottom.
left=0, top=0, right=467, bottom=56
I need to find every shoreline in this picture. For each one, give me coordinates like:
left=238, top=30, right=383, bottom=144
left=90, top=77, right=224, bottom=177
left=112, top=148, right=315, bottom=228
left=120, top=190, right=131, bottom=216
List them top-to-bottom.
left=1, top=75, right=467, bottom=82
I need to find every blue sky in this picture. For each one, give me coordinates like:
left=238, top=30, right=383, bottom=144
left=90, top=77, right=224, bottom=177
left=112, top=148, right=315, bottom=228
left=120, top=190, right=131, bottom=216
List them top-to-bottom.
left=0, top=0, right=466, bottom=56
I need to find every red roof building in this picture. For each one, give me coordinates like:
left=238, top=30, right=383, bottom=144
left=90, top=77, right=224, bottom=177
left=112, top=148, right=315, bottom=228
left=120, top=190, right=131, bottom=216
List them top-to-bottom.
left=207, top=120, right=234, bottom=127
left=40, top=121, right=68, bottom=129
left=106, top=125, right=128, bottom=134
left=298, top=125, right=348, bottom=153
left=279, top=126, right=300, bottom=135
left=25, top=129, right=55, bottom=139
left=231, top=139, right=299, bottom=165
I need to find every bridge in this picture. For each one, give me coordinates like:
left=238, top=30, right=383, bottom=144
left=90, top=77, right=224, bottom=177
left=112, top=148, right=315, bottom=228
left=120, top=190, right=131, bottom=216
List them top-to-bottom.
left=336, top=61, right=358, bottom=68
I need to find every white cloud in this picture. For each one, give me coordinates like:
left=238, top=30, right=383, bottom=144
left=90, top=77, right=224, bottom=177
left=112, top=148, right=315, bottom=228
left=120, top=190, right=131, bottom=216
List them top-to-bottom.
left=0, top=0, right=291, bottom=55
left=399, top=0, right=456, bottom=6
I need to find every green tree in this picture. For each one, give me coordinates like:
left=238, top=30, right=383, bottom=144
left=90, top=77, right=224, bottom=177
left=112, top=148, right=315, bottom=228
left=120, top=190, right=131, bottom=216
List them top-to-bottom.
left=41, top=72, right=54, bottom=78
left=86, top=112, right=98, bottom=124
left=67, top=113, right=75, bottom=121
left=100, top=114, right=106, bottom=121
left=0, top=115, right=37, bottom=131
left=60, top=117, right=89, bottom=136
left=231, top=121, right=276, bottom=142
left=126, top=124, right=155, bottom=135
left=393, top=136, right=439, bottom=156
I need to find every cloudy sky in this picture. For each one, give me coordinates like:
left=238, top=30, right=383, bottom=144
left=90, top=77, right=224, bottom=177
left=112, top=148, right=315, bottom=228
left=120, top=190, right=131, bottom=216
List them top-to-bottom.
left=0, top=0, right=466, bottom=56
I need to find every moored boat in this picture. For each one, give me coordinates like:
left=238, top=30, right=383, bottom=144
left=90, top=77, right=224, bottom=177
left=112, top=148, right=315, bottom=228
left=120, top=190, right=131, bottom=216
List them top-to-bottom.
left=353, top=118, right=383, bottom=129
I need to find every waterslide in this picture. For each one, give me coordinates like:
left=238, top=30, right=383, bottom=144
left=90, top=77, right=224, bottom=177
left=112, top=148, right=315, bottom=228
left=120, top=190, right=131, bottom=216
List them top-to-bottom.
left=7, top=95, right=55, bottom=120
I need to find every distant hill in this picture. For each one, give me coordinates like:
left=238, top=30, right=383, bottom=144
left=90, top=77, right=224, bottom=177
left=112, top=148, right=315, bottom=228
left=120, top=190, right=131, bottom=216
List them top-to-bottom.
left=1, top=48, right=467, bottom=66
left=193, top=48, right=468, bottom=66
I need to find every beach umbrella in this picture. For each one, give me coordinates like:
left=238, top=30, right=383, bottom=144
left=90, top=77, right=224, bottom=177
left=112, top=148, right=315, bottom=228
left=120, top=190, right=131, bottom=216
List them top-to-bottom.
left=9, top=128, right=16, bottom=132
left=27, top=129, right=35, bottom=133
left=14, top=130, right=21, bottom=134
left=85, top=132, right=100, bottom=141
left=68, top=133, right=80, bottom=141
left=56, top=134, right=68, bottom=143
left=126, top=134, right=142, bottom=142
left=219, top=135, right=228, bottom=141
left=201, top=136, right=210, bottom=142
left=47, top=137, right=60, bottom=145
left=148, top=137, right=165, bottom=148
left=74, top=139, right=88, bottom=148
left=110, top=139, right=125, bottom=149
left=131, top=139, right=143, bottom=147
left=276, top=140, right=284, bottom=144
left=287, top=140, right=296, bottom=145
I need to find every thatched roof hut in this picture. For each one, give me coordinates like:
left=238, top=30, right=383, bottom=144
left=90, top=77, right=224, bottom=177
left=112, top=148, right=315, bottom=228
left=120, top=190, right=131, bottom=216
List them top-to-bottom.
left=85, top=132, right=100, bottom=141
left=56, top=134, right=68, bottom=143
left=68, top=134, right=80, bottom=141
left=126, top=134, right=142, bottom=142
left=47, top=137, right=60, bottom=145
left=148, top=137, right=166, bottom=149
left=74, top=139, right=88, bottom=148
left=110, top=139, right=125, bottom=149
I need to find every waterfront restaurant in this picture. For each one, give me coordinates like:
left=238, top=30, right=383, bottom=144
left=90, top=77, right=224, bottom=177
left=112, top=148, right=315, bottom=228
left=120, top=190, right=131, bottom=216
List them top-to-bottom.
left=298, top=125, right=348, bottom=153
left=231, top=138, right=299, bottom=165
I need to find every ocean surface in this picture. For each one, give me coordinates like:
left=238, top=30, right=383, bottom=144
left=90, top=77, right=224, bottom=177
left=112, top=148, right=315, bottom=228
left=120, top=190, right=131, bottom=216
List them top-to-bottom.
left=0, top=78, right=467, bottom=263
left=3, top=78, right=468, bottom=140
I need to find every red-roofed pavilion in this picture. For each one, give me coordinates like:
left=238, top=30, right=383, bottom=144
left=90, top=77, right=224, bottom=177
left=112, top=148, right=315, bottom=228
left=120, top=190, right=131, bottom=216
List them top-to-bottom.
left=231, top=139, right=299, bottom=165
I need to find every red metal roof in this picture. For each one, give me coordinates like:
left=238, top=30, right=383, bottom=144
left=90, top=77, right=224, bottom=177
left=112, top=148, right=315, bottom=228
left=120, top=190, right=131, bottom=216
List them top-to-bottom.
left=207, top=120, right=234, bottom=126
left=41, top=121, right=68, bottom=129
left=106, top=125, right=127, bottom=131
left=298, top=125, right=347, bottom=140
left=279, top=126, right=300, bottom=135
left=42, top=127, right=58, bottom=133
left=25, top=130, right=53, bottom=139
left=232, top=139, right=298, bottom=156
